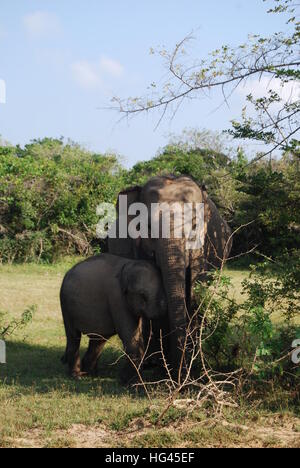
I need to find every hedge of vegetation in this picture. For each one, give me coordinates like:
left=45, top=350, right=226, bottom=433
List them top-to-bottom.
left=0, top=137, right=299, bottom=263
left=0, top=139, right=125, bottom=262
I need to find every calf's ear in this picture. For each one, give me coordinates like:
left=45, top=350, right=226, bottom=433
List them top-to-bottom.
left=118, top=261, right=141, bottom=296
left=117, top=263, right=132, bottom=295
left=117, top=264, right=127, bottom=295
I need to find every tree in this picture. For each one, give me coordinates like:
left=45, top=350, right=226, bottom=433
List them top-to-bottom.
left=112, top=0, right=299, bottom=162
left=167, top=128, right=235, bottom=154
left=0, top=138, right=125, bottom=262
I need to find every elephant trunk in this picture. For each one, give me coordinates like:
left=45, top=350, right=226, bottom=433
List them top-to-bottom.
left=156, top=238, right=188, bottom=382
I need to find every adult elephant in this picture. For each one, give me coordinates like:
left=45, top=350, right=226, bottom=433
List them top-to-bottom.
left=108, top=175, right=232, bottom=380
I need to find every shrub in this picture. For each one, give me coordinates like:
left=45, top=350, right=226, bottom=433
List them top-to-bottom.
left=1, top=135, right=299, bottom=263
left=0, top=138, right=125, bottom=262
left=195, top=252, right=300, bottom=381
left=0, top=305, right=36, bottom=339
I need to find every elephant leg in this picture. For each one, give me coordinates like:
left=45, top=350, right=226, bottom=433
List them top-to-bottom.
left=185, top=266, right=192, bottom=316
left=118, top=317, right=145, bottom=385
left=142, top=317, right=169, bottom=370
left=141, top=318, right=152, bottom=364
left=142, top=318, right=158, bottom=369
left=65, top=329, right=82, bottom=378
left=82, top=339, right=106, bottom=376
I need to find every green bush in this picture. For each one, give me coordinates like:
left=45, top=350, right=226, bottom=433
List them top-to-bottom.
left=0, top=135, right=299, bottom=263
left=0, top=138, right=125, bottom=262
left=126, top=145, right=300, bottom=259
left=195, top=252, right=300, bottom=381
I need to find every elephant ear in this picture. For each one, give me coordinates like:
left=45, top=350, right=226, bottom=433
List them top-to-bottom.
left=108, top=186, right=141, bottom=259
left=116, top=186, right=141, bottom=213
left=205, top=197, right=232, bottom=269
left=118, top=262, right=137, bottom=295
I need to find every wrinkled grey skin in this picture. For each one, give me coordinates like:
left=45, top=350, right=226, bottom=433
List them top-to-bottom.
left=108, top=175, right=232, bottom=380
left=60, top=254, right=167, bottom=382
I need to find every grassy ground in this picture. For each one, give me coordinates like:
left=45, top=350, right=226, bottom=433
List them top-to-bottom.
left=0, top=259, right=299, bottom=448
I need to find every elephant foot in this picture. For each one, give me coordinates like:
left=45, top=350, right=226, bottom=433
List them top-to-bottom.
left=143, top=356, right=161, bottom=370
left=81, top=363, right=99, bottom=378
left=119, top=365, right=140, bottom=387
left=86, top=369, right=99, bottom=378
left=70, top=371, right=88, bottom=380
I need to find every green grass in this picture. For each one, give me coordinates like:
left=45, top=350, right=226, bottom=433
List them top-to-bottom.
left=0, top=259, right=299, bottom=448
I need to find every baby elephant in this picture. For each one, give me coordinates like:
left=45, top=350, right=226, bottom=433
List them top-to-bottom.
left=60, top=254, right=167, bottom=382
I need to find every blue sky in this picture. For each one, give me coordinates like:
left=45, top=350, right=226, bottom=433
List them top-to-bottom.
left=0, top=1, right=289, bottom=166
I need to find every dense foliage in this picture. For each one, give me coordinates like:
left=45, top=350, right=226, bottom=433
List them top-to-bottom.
left=0, top=135, right=299, bottom=263
left=0, top=138, right=125, bottom=262
left=125, top=144, right=300, bottom=258
left=195, top=252, right=300, bottom=385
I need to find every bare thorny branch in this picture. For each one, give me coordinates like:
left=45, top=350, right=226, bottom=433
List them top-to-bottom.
left=109, top=0, right=299, bottom=164
left=84, top=221, right=297, bottom=425
left=130, top=225, right=255, bottom=425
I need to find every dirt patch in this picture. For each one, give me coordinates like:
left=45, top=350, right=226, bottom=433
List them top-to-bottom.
left=3, top=415, right=300, bottom=448
left=220, top=417, right=300, bottom=448
left=7, top=424, right=114, bottom=448
left=55, top=424, right=114, bottom=448
left=9, top=429, right=45, bottom=449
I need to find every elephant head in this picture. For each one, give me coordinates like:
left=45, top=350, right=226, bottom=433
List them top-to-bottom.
left=108, top=175, right=232, bottom=380
left=119, top=260, right=167, bottom=320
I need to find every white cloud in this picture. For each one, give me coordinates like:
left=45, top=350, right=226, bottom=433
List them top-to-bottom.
left=23, top=11, right=62, bottom=38
left=71, top=56, right=124, bottom=89
left=100, top=56, right=124, bottom=77
left=71, top=61, right=102, bottom=89
left=238, top=76, right=300, bottom=104
left=0, top=79, right=6, bottom=104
